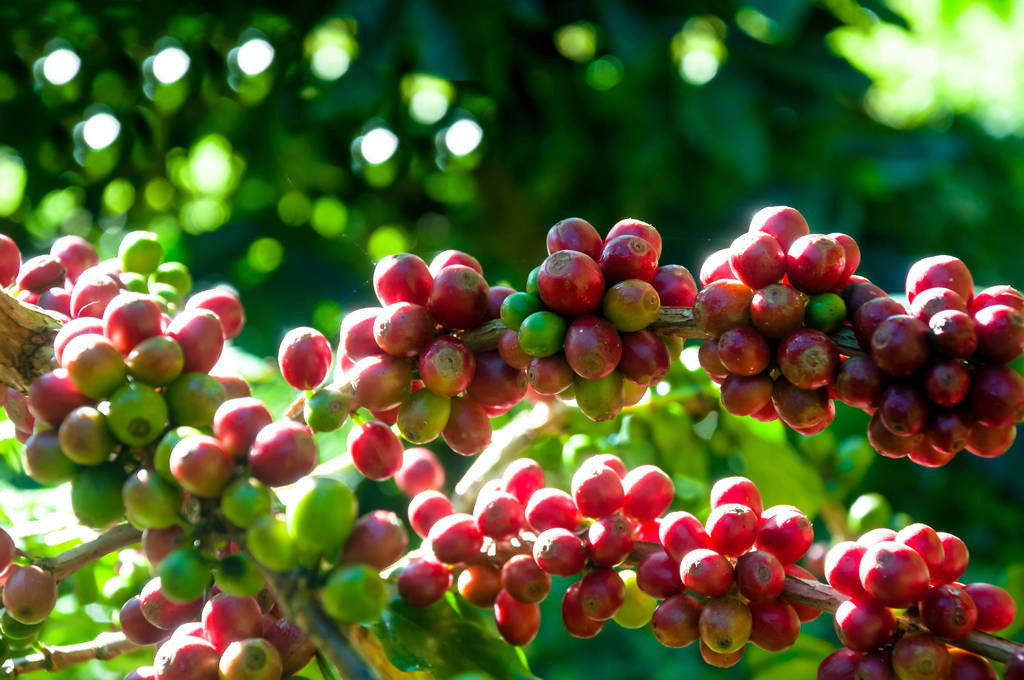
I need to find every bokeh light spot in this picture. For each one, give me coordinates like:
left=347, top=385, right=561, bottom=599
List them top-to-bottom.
left=555, top=23, right=597, bottom=62
left=237, top=38, right=275, bottom=76
left=310, top=45, right=350, bottom=81
left=153, top=47, right=191, bottom=84
left=43, top=48, right=81, bottom=85
left=82, top=113, right=121, bottom=150
left=444, top=119, right=483, bottom=157
left=360, top=128, right=399, bottom=165
left=0, top=149, right=27, bottom=217
left=277, top=190, right=312, bottom=226
left=311, top=197, right=348, bottom=238
left=367, top=225, right=409, bottom=259
left=246, top=237, right=284, bottom=272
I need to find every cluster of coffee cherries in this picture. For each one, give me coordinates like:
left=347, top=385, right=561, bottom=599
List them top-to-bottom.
left=694, top=206, right=1024, bottom=464
left=274, top=217, right=696, bottom=480
left=395, top=456, right=823, bottom=668
left=818, top=523, right=1017, bottom=679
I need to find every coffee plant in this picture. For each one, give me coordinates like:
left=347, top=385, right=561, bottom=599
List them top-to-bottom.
left=0, top=208, right=1022, bottom=680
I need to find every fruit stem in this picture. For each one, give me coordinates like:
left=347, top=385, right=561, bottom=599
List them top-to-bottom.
left=33, top=523, right=142, bottom=582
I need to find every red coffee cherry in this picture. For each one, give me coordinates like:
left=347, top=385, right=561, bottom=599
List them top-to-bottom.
left=749, top=206, right=810, bottom=252
left=546, top=217, right=603, bottom=260
left=607, top=218, right=662, bottom=257
left=729, top=232, right=785, bottom=289
left=829, top=232, right=861, bottom=288
left=0, top=233, right=21, bottom=287
left=786, top=234, right=846, bottom=294
left=598, top=235, right=658, bottom=285
left=700, top=248, right=736, bottom=286
left=429, top=250, right=482, bottom=276
left=537, top=250, right=604, bottom=316
left=373, top=253, right=432, bottom=306
left=17, top=254, right=66, bottom=293
left=906, top=255, right=974, bottom=304
left=652, top=264, right=697, bottom=307
left=428, top=265, right=489, bottom=330
left=70, top=270, right=120, bottom=318
left=694, top=279, right=753, bottom=337
left=750, top=283, right=806, bottom=339
left=486, top=285, right=515, bottom=322
left=972, top=285, right=1024, bottom=314
left=911, top=287, right=967, bottom=322
left=186, top=288, right=246, bottom=340
left=103, top=293, right=163, bottom=354
left=853, top=296, right=908, bottom=347
left=372, top=303, right=435, bottom=358
left=974, top=304, right=1024, bottom=363
left=339, top=307, right=383, bottom=361
left=167, top=309, right=224, bottom=374
left=929, top=309, right=978, bottom=359
left=871, top=314, right=931, bottom=378
left=564, top=316, right=622, bottom=380
left=278, top=326, right=332, bottom=390
left=717, top=326, right=771, bottom=376
left=776, top=329, right=839, bottom=389
left=618, top=330, right=670, bottom=386
left=418, top=336, right=474, bottom=397
left=697, top=338, right=729, bottom=381
left=465, top=351, right=527, bottom=408
left=350, top=354, right=413, bottom=411
left=527, top=354, right=574, bottom=395
left=834, top=355, right=887, bottom=411
left=924, top=360, right=970, bottom=407
left=969, top=365, right=1024, bottom=428
left=28, top=368, right=93, bottom=427
left=720, top=374, right=773, bottom=417
left=771, top=379, right=832, bottom=431
left=879, top=384, right=929, bottom=436
left=442, top=396, right=492, bottom=455
left=213, top=397, right=273, bottom=459
left=248, top=420, right=317, bottom=487
left=347, top=420, right=403, bottom=481
left=966, top=422, right=1016, bottom=459
left=394, top=447, right=445, bottom=497
left=501, top=458, right=544, bottom=505
left=571, top=463, right=624, bottom=518
left=621, top=465, right=673, bottom=521
left=710, top=476, right=763, bottom=517
left=525, top=488, right=580, bottom=533
left=408, top=490, right=455, bottom=539
left=474, top=491, right=525, bottom=540
left=705, top=504, right=758, bottom=557
left=755, top=505, right=814, bottom=564
left=340, top=510, right=409, bottom=570
left=659, top=511, right=710, bottom=562
left=428, top=513, right=483, bottom=565
left=587, top=514, right=634, bottom=567
left=894, top=523, right=944, bottom=580
left=533, top=527, right=587, bottom=576
left=932, top=532, right=969, bottom=584
left=824, top=541, right=869, bottom=600
left=859, top=541, right=930, bottom=608
left=680, top=548, right=733, bottom=597
left=734, top=550, right=785, bottom=602
left=636, top=551, right=683, bottom=599
left=501, top=555, right=551, bottom=604
left=398, top=557, right=452, bottom=607
left=2, top=564, right=58, bottom=625
left=458, top=564, right=502, bottom=608
left=578, top=567, right=626, bottom=621
left=562, top=581, right=605, bottom=639
left=920, top=583, right=977, bottom=639
left=964, top=583, right=1016, bottom=632
left=651, top=592, right=702, bottom=648
left=201, top=594, right=262, bottom=653
left=119, top=596, right=168, bottom=645
left=834, top=598, right=896, bottom=652
left=748, top=599, right=800, bottom=653
left=892, top=632, right=951, bottom=680
left=153, top=635, right=219, bottom=680
left=818, top=649, right=864, bottom=680
left=948, top=649, right=999, bottom=680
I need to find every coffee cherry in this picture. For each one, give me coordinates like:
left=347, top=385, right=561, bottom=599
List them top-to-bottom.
left=749, top=206, right=810, bottom=252
left=546, top=217, right=603, bottom=259
left=607, top=218, right=662, bottom=255
left=730, top=231, right=787, bottom=290
left=0, top=233, right=21, bottom=287
left=829, top=233, right=861, bottom=288
left=786, top=234, right=846, bottom=294
left=599, top=235, right=658, bottom=285
left=430, top=249, right=482, bottom=276
left=700, top=249, right=736, bottom=285
left=536, top=250, right=605, bottom=316
left=372, top=253, right=432, bottom=306
left=17, top=254, right=65, bottom=293
left=906, top=255, right=974, bottom=304
left=427, top=264, right=489, bottom=330
left=652, top=265, right=697, bottom=306
left=70, top=270, right=120, bottom=318
left=602, top=279, right=660, bottom=332
left=694, top=279, right=753, bottom=337
left=749, top=283, right=806, bottom=339
left=485, top=284, right=515, bottom=322
left=973, top=284, right=1024, bottom=314
left=911, top=287, right=968, bottom=323
left=183, top=288, right=244, bottom=340
left=499, top=292, right=543, bottom=331
left=805, top=292, right=847, bottom=333
left=101, top=293, right=163, bottom=355
left=853, top=296, right=908, bottom=347
left=372, top=303, right=434, bottom=358
left=974, top=304, right=1024, bottom=363
left=166, top=309, right=224, bottom=374
left=927, top=309, right=978, bottom=359
left=518, top=311, right=568, bottom=358
left=871, top=314, right=931, bottom=378
left=563, top=315, right=622, bottom=379
left=717, top=326, right=771, bottom=376
left=497, top=329, right=532, bottom=369
left=777, top=329, right=839, bottom=389
left=618, top=330, right=670, bottom=386
left=62, top=333, right=128, bottom=399
left=125, top=336, right=184, bottom=386
left=418, top=336, right=475, bottom=397
left=697, top=339, right=729, bottom=381
left=466, top=351, right=527, bottom=407
left=350, top=354, right=413, bottom=411
left=527, top=354, right=574, bottom=395
left=834, top=355, right=886, bottom=410
left=922, top=361, right=970, bottom=408
left=969, top=365, right=1024, bottom=427
left=28, top=370, right=95, bottom=429
left=574, top=371, right=625, bottom=422
left=165, top=372, right=226, bottom=429
left=718, top=373, right=771, bottom=416
left=772, top=379, right=831, bottom=430
left=108, top=382, right=169, bottom=446
left=879, top=384, right=929, bottom=436
left=396, top=389, right=451, bottom=444
left=214, top=397, right=273, bottom=459
left=442, top=397, right=492, bottom=455
left=58, top=405, right=115, bottom=465
left=249, top=420, right=317, bottom=487
left=347, top=420, right=403, bottom=481
left=966, top=422, right=1016, bottom=458
left=23, top=429, right=76, bottom=484
left=394, top=447, right=444, bottom=497
left=571, top=463, right=624, bottom=518
left=71, top=464, right=126, bottom=527
left=620, top=465, right=673, bottom=521
left=123, top=468, right=182, bottom=529
left=709, top=476, right=763, bottom=517
left=220, top=478, right=272, bottom=530
left=525, top=488, right=580, bottom=532
left=408, top=490, right=455, bottom=538
left=474, top=491, right=525, bottom=540
left=705, top=504, right=758, bottom=557
left=756, top=505, right=813, bottom=564
left=340, top=511, right=408, bottom=572
left=660, top=511, right=710, bottom=562
left=429, top=513, right=483, bottom=564
left=587, top=514, right=634, bottom=567
left=246, top=515, right=297, bottom=573
left=892, top=523, right=943, bottom=581
left=530, top=527, right=585, bottom=577
left=824, top=541, right=869, bottom=600
left=860, top=541, right=930, bottom=608
left=680, top=548, right=733, bottom=597
left=635, top=550, right=682, bottom=599
left=735, top=550, right=785, bottom=601
left=501, top=555, right=551, bottom=604
left=322, top=564, right=387, bottom=625
left=458, top=564, right=502, bottom=608
left=2, top=565, right=57, bottom=625
left=578, top=567, right=625, bottom=621
left=610, top=569, right=658, bottom=629
left=139, top=578, right=202, bottom=630
left=561, top=581, right=604, bottom=639
left=920, top=583, right=977, bottom=639
left=964, top=583, right=1016, bottom=632
left=648, top=592, right=702, bottom=648
left=201, top=594, right=262, bottom=653
left=119, top=596, right=168, bottom=645
left=699, top=596, right=752, bottom=655
left=834, top=598, right=895, bottom=652
left=749, top=599, right=800, bottom=653
left=262, top=618, right=315, bottom=677
left=892, top=632, right=950, bottom=680
left=153, top=635, right=219, bottom=680
left=218, top=638, right=282, bottom=680
left=700, top=640, right=745, bottom=669
left=818, top=648, right=865, bottom=680
left=948, top=649, right=999, bottom=680
left=1007, top=650, right=1024, bottom=680
left=851, top=651, right=896, bottom=680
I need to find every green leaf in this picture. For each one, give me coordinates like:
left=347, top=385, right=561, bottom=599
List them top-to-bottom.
left=368, top=596, right=539, bottom=680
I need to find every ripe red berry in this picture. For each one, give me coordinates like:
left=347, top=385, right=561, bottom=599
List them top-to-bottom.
left=749, top=206, right=810, bottom=252
left=546, top=217, right=603, bottom=259
left=607, top=218, right=663, bottom=258
left=729, top=232, right=785, bottom=289
left=829, top=232, right=861, bottom=288
left=0, top=233, right=21, bottom=287
left=786, top=234, right=846, bottom=294
left=598, top=235, right=658, bottom=285
left=700, top=249, right=736, bottom=285
left=429, top=250, right=482, bottom=276
left=537, top=250, right=604, bottom=316
left=373, top=253, right=432, bottom=306
left=17, top=254, right=65, bottom=292
left=906, top=255, right=974, bottom=304
left=427, top=265, right=489, bottom=330
left=652, top=265, right=697, bottom=306
left=70, top=270, right=120, bottom=318
left=694, top=279, right=753, bottom=337
left=750, top=283, right=806, bottom=339
left=486, top=285, right=515, bottom=322
left=972, top=285, right=1024, bottom=314
left=911, top=287, right=967, bottom=322
left=186, top=288, right=246, bottom=340
left=103, top=293, right=163, bottom=354
left=373, top=303, right=435, bottom=357
left=974, top=304, right=1024, bottom=363
left=339, top=307, right=383, bottom=361
left=166, top=309, right=224, bottom=374
left=928, top=309, right=978, bottom=359
left=871, top=314, right=931, bottom=378
left=564, top=315, right=622, bottom=380
left=278, top=326, right=332, bottom=390
left=717, top=326, right=771, bottom=376
left=497, top=329, right=531, bottom=370
left=776, top=329, right=839, bottom=389
left=618, top=330, right=670, bottom=386
left=412, top=336, right=472, bottom=398
left=465, top=351, right=527, bottom=408
left=349, top=354, right=413, bottom=411
left=527, top=354, right=574, bottom=395
left=834, top=355, right=886, bottom=411
left=923, top=360, right=970, bottom=407
left=969, top=365, right=1024, bottom=428
left=720, top=373, right=773, bottom=416
left=771, top=379, right=832, bottom=431
left=879, top=384, right=929, bottom=436
left=442, top=396, right=492, bottom=455
left=213, top=397, right=273, bottom=459
left=248, top=420, right=317, bottom=487
left=346, top=420, right=403, bottom=481
left=966, top=422, right=1016, bottom=459
left=169, top=434, right=235, bottom=498
left=394, top=447, right=445, bottom=497
left=501, top=458, right=544, bottom=505
left=571, top=463, right=624, bottom=518
left=621, top=465, right=673, bottom=521
left=525, top=488, right=580, bottom=533
left=408, top=491, right=455, bottom=538
left=474, top=491, right=524, bottom=540
left=705, top=504, right=758, bottom=557
left=755, top=505, right=813, bottom=564
left=340, top=510, right=409, bottom=570
left=659, top=511, right=711, bottom=562
left=428, top=513, right=483, bottom=564
left=587, top=514, right=634, bottom=567
left=894, top=523, right=944, bottom=580
left=533, top=527, right=587, bottom=576
left=932, top=532, right=969, bottom=584
left=824, top=541, right=869, bottom=600
left=859, top=541, right=930, bottom=608
left=680, top=548, right=733, bottom=597
left=734, top=550, right=785, bottom=602
left=636, top=551, right=683, bottom=599
left=501, top=555, right=551, bottom=604
left=397, top=557, right=452, bottom=607
left=2, top=564, right=57, bottom=625
left=457, top=564, right=502, bottom=608
left=578, top=567, right=625, bottom=621
left=138, top=578, right=203, bottom=630
left=562, top=581, right=604, bottom=639
left=920, top=583, right=977, bottom=639
left=964, top=583, right=1016, bottom=632
left=493, top=589, right=541, bottom=646
left=201, top=594, right=262, bottom=653
left=119, top=596, right=168, bottom=645
left=834, top=598, right=895, bottom=652
left=748, top=599, right=800, bottom=653
left=153, top=635, right=219, bottom=680
left=818, top=649, right=864, bottom=680
left=948, top=649, right=999, bottom=680
left=851, top=651, right=895, bottom=680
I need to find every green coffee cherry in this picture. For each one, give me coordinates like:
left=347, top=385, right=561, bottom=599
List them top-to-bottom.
left=119, top=231, right=164, bottom=275
left=151, top=261, right=192, bottom=297
left=526, top=266, right=541, bottom=296
left=499, top=292, right=543, bottom=331
left=805, top=293, right=847, bottom=333
left=517, top=311, right=567, bottom=357
left=574, top=371, right=625, bottom=422
left=165, top=373, right=226, bottom=428
left=107, top=383, right=169, bottom=447
left=304, top=386, right=351, bottom=432
left=396, top=390, right=451, bottom=444
left=154, top=426, right=202, bottom=483
left=71, top=464, right=127, bottom=528
left=122, top=468, right=182, bottom=529
left=221, top=477, right=273, bottom=529
left=286, top=477, right=357, bottom=558
left=848, top=492, right=892, bottom=535
left=246, top=515, right=296, bottom=572
left=158, top=548, right=211, bottom=603
left=214, top=553, right=265, bottom=597
left=322, top=564, right=387, bottom=624
left=612, top=570, right=658, bottom=629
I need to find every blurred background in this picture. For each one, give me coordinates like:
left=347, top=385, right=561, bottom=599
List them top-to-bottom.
left=3, top=1, right=1024, bottom=678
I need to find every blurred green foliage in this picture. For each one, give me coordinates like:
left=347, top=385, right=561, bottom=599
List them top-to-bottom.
left=2, top=0, right=1024, bottom=678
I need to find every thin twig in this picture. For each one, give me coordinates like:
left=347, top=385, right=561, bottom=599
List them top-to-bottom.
left=0, top=290, right=62, bottom=394
left=36, top=523, right=142, bottom=581
left=0, top=633, right=140, bottom=677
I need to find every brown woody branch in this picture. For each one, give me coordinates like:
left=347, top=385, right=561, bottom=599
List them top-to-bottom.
left=0, top=290, right=62, bottom=394
left=35, top=523, right=142, bottom=581
left=0, top=632, right=141, bottom=677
